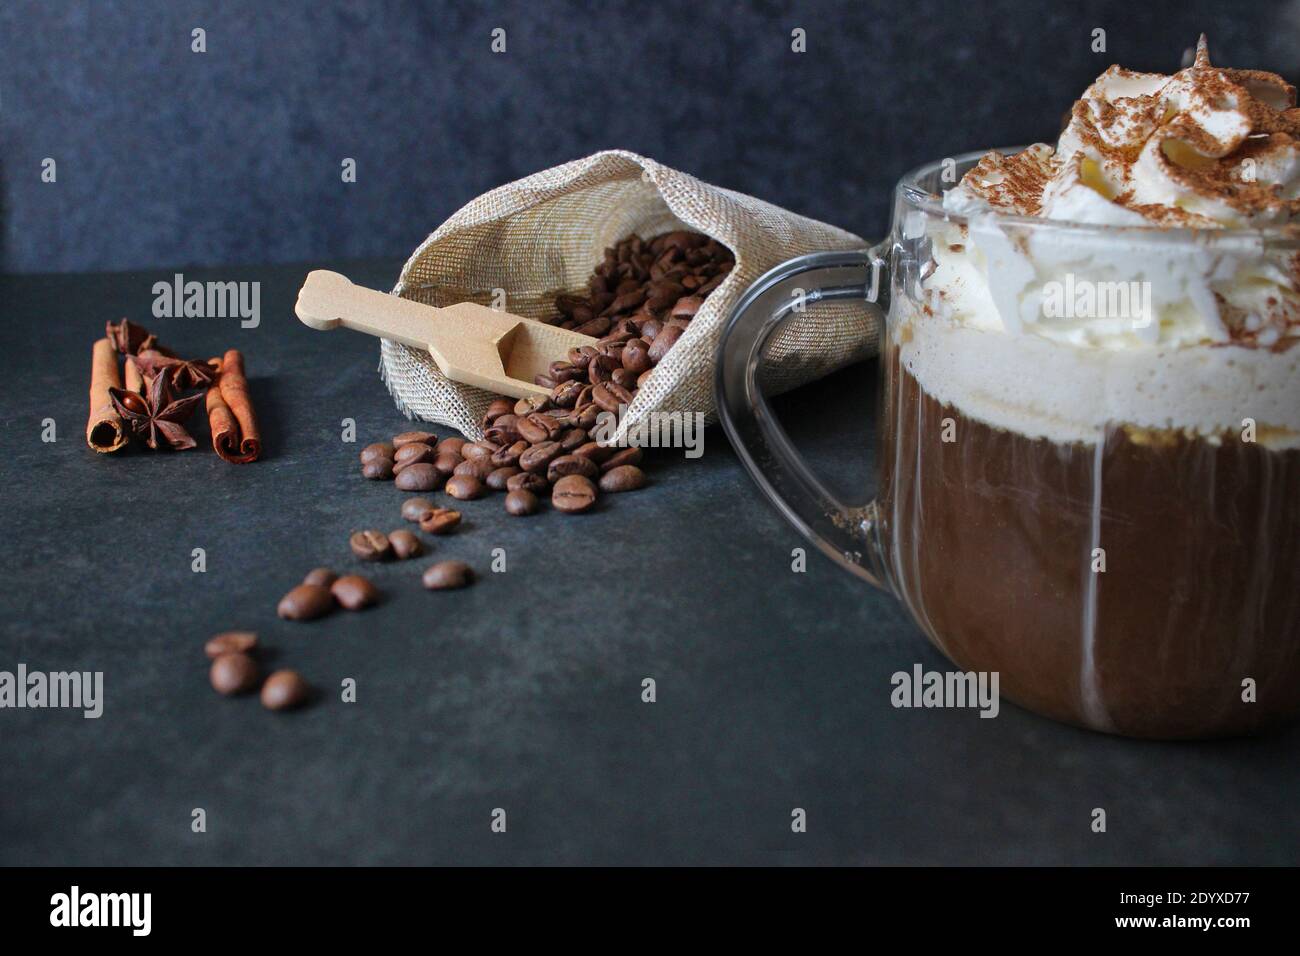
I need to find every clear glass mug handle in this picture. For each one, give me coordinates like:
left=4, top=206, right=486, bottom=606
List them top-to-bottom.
left=714, top=247, right=891, bottom=589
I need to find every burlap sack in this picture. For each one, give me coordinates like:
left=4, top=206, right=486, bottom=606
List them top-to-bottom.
left=381, top=149, right=878, bottom=440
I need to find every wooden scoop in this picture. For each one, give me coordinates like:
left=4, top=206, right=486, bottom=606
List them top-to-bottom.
left=294, top=270, right=598, bottom=398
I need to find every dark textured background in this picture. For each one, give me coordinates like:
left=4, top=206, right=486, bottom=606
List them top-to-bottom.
left=2, top=0, right=1298, bottom=274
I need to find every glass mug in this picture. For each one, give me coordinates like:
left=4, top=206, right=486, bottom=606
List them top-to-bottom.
left=716, top=149, right=1300, bottom=739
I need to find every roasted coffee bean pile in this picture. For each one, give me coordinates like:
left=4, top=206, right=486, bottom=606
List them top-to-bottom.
left=358, top=230, right=731, bottom=515
left=205, top=630, right=311, bottom=712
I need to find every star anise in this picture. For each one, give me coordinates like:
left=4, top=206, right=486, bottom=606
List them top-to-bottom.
left=105, top=318, right=174, bottom=357
left=130, top=350, right=217, bottom=390
left=108, top=369, right=204, bottom=450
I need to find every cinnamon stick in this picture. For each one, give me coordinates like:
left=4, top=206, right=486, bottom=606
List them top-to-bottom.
left=86, top=338, right=129, bottom=453
left=206, top=349, right=261, bottom=463
left=124, top=354, right=145, bottom=394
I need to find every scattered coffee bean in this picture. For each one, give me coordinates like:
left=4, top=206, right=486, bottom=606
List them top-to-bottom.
left=648, top=324, right=684, bottom=363
left=393, top=430, right=437, bottom=448
left=435, top=436, right=466, bottom=457
left=360, top=441, right=394, bottom=464
left=547, top=453, right=599, bottom=483
left=362, top=457, right=395, bottom=480
left=394, top=463, right=442, bottom=492
left=600, top=464, right=646, bottom=493
left=487, top=466, right=521, bottom=490
left=506, top=471, right=549, bottom=495
left=445, top=474, right=484, bottom=500
left=552, top=474, right=598, bottom=513
left=505, top=488, right=540, bottom=516
left=401, top=497, right=435, bottom=522
left=418, top=507, right=462, bottom=535
left=388, top=529, right=423, bottom=560
left=350, top=530, right=393, bottom=562
left=422, top=560, right=474, bottom=590
left=302, top=567, right=338, bottom=588
left=331, top=574, right=379, bottom=610
left=277, top=584, right=335, bottom=621
left=205, top=630, right=258, bottom=659
left=210, top=652, right=260, bottom=696
left=261, top=670, right=310, bottom=711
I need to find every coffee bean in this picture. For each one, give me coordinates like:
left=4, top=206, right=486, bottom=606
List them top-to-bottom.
left=671, top=295, right=703, bottom=319
left=639, top=317, right=663, bottom=341
left=648, top=324, right=684, bottom=363
left=621, top=338, right=651, bottom=374
left=611, top=368, right=638, bottom=390
left=636, top=368, right=655, bottom=388
left=551, top=380, right=584, bottom=407
left=593, top=381, right=634, bottom=414
left=514, top=395, right=551, bottom=416
left=481, top=398, right=514, bottom=428
left=573, top=406, right=600, bottom=430
left=518, top=412, right=562, bottom=444
left=483, top=414, right=521, bottom=444
left=559, top=427, right=588, bottom=451
left=393, top=430, right=437, bottom=448
left=435, top=436, right=466, bottom=457
left=491, top=440, right=528, bottom=468
left=519, top=440, right=561, bottom=473
left=360, top=441, right=394, bottom=464
left=573, top=441, right=615, bottom=464
left=394, top=442, right=436, bottom=467
left=460, top=442, right=494, bottom=461
left=601, top=446, right=644, bottom=471
left=432, top=452, right=463, bottom=477
left=547, top=453, right=599, bottom=483
left=362, top=457, right=395, bottom=480
left=453, top=457, right=496, bottom=481
left=394, top=463, right=442, bottom=492
left=600, top=464, right=646, bottom=493
left=487, top=466, right=521, bottom=490
left=506, top=471, right=549, bottom=495
left=445, top=474, right=484, bottom=500
left=552, top=474, right=598, bottom=513
left=505, top=488, right=540, bottom=516
left=401, top=497, right=435, bottom=522
left=418, top=507, right=462, bottom=535
left=388, top=529, right=423, bottom=560
left=350, top=530, right=393, bottom=562
left=422, top=560, right=474, bottom=590
left=302, top=567, right=338, bottom=588
left=331, top=574, right=379, bottom=610
left=277, top=584, right=334, bottom=621
left=205, top=630, right=258, bottom=659
left=210, top=652, right=260, bottom=695
left=261, top=670, right=310, bottom=711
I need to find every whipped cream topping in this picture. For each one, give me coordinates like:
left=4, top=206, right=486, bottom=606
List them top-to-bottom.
left=946, top=37, right=1300, bottom=228
left=930, top=38, right=1300, bottom=351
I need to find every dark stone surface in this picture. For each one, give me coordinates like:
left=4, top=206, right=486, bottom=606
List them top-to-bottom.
left=2, top=0, right=1296, bottom=273
left=0, top=262, right=1296, bottom=865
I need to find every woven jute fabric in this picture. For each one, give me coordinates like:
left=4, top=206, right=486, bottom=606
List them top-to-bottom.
left=380, top=150, right=878, bottom=440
